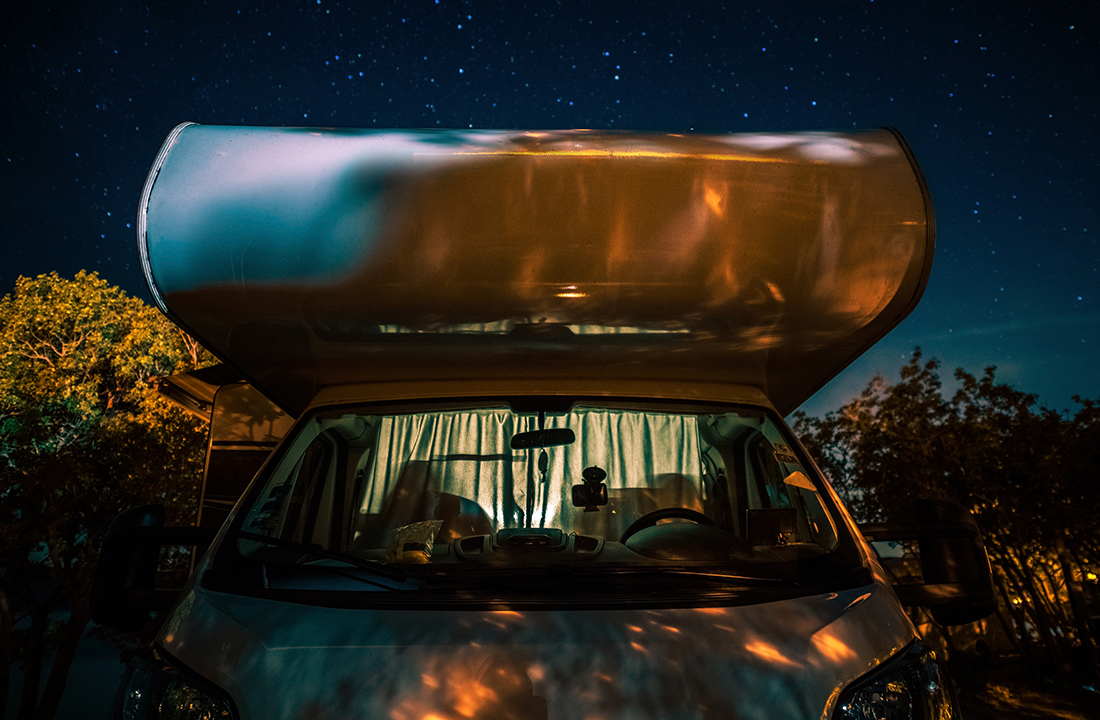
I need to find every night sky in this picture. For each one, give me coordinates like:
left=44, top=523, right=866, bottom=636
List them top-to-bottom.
left=3, top=1, right=1097, bottom=417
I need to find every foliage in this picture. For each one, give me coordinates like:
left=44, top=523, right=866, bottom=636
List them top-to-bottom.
left=0, top=271, right=212, bottom=720
left=792, top=349, right=1100, bottom=682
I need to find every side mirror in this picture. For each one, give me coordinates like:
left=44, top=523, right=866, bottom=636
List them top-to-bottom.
left=858, top=499, right=996, bottom=626
left=91, top=505, right=218, bottom=630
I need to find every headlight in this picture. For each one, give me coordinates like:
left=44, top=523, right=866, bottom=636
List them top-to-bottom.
left=835, top=641, right=959, bottom=720
left=113, top=652, right=234, bottom=720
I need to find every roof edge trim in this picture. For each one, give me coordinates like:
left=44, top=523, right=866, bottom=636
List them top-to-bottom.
left=138, top=121, right=198, bottom=315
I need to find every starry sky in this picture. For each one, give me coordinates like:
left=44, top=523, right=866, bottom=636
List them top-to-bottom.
left=2, top=0, right=1097, bottom=417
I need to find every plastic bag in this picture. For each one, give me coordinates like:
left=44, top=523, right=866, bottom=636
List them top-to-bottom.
left=382, top=520, right=443, bottom=564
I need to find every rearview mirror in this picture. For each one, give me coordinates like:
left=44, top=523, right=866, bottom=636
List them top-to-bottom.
left=510, top=428, right=576, bottom=449
left=858, top=499, right=995, bottom=626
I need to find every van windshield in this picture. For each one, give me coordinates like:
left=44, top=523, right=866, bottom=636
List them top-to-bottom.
left=227, top=400, right=858, bottom=601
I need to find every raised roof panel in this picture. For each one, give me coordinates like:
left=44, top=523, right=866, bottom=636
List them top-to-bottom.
left=140, top=125, right=933, bottom=415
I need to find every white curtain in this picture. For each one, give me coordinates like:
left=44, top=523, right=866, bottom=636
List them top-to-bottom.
left=357, top=408, right=704, bottom=532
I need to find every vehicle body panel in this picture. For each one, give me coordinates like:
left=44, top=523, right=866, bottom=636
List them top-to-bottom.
left=160, top=578, right=913, bottom=720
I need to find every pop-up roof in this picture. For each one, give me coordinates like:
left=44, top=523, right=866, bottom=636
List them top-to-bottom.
left=139, top=124, right=933, bottom=417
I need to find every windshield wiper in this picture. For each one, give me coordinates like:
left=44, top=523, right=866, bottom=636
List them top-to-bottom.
left=235, top=530, right=409, bottom=584
left=420, top=564, right=799, bottom=591
left=543, top=566, right=803, bottom=591
left=601, top=567, right=796, bottom=585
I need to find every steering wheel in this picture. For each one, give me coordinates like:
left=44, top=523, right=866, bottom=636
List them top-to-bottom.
left=620, top=508, right=714, bottom=544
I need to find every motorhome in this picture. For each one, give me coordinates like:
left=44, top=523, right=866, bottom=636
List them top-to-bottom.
left=92, top=124, right=994, bottom=719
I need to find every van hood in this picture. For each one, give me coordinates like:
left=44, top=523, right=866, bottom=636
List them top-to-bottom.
left=139, top=125, right=934, bottom=415
left=160, top=582, right=915, bottom=720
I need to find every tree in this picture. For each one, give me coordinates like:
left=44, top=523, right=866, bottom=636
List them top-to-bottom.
left=0, top=271, right=212, bottom=720
left=792, top=349, right=1100, bottom=683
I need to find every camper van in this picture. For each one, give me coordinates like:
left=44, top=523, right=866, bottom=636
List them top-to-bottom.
left=92, top=124, right=994, bottom=719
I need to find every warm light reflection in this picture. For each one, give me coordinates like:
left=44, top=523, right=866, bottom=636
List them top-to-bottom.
left=442, top=148, right=796, bottom=163
left=704, top=185, right=725, bottom=216
left=556, top=284, right=588, bottom=298
left=842, top=592, right=873, bottom=612
left=812, top=632, right=856, bottom=662
left=744, top=641, right=797, bottom=667
left=391, top=655, right=548, bottom=720
left=455, top=679, right=492, bottom=717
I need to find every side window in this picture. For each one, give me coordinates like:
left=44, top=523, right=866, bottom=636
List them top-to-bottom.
left=732, top=426, right=839, bottom=550
left=248, top=431, right=346, bottom=550
left=757, top=431, right=839, bottom=550
left=278, top=435, right=334, bottom=545
left=750, top=437, right=793, bottom=509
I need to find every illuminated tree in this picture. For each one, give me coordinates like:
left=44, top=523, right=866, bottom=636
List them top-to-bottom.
left=0, top=271, right=211, bottom=720
left=793, top=349, right=1100, bottom=682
